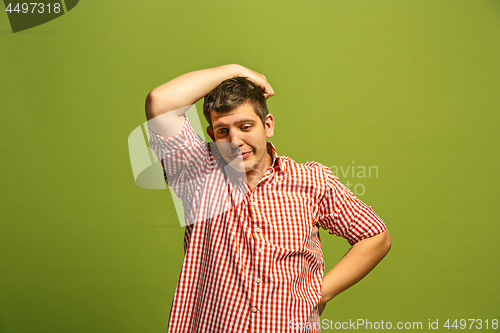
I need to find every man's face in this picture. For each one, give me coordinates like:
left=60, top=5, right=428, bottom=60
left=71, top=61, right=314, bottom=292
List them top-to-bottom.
left=207, top=102, right=274, bottom=174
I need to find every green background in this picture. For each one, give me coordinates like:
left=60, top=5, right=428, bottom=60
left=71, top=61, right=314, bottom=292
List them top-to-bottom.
left=1, top=0, right=499, bottom=332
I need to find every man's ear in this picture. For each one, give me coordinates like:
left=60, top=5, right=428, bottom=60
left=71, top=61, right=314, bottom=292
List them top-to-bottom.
left=265, top=113, right=275, bottom=138
left=206, top=126, right=215, bottom=141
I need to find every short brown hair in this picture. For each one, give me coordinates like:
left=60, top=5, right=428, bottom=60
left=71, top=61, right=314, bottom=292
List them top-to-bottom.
left=203, top=76, right=269, bottom=128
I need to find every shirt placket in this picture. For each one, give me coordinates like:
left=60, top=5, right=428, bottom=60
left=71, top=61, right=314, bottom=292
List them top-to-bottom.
left=247, top=168, right=275, bottom=333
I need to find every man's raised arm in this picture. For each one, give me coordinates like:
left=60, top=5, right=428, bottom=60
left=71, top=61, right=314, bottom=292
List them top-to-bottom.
left=145, top=64, right=274, bottom=138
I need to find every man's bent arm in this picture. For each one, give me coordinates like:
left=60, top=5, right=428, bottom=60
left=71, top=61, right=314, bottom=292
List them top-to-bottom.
left=145, top=64, right=274, bottom=138
left=319, top=229, right=392, bottom=314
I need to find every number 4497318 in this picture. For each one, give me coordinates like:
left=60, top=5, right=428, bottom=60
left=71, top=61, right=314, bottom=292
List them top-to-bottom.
left=5, top=3, right=62, bottom=14
left=444, top=319, right=498, bottom=329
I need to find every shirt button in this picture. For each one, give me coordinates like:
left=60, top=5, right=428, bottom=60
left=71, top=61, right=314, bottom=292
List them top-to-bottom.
left=238, top=178, right=243, bottom=182
left=252, top=202, right=257, bottom=207
left=255, top=227, right=262, bottom=233
left=257, top=248, right=263, bottom=254
left=256, top=278, right=261, bottom=284
left=252, top=307, right=258, bottom=313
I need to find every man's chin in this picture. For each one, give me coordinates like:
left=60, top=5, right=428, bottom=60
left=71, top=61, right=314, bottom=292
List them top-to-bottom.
left=226, top=158, right=247, bottom=173
left=228, top=159, right=259, bottom=174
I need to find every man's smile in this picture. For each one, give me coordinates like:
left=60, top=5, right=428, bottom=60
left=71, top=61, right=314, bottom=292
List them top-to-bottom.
left=229, top=150, right=252, bottom=159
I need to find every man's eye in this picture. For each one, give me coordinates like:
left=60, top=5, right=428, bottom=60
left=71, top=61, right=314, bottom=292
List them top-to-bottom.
left=241, top=125, right=252, bottom=130
left=217, top=129, right=228, bottom=135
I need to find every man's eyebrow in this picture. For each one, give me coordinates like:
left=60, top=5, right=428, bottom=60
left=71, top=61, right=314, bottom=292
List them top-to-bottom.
left=213, top=119, right=257, bottom=130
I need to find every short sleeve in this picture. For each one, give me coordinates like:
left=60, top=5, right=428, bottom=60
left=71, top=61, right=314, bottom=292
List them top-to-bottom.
left=147, top=115, right=211, bottom=201
left=317, top=167, right=386, bottom=245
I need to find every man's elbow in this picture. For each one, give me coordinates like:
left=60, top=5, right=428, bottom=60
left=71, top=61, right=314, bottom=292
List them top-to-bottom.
left=145, top=90, right=159, bottom=120
left=381, top=229, right=392, bottom=256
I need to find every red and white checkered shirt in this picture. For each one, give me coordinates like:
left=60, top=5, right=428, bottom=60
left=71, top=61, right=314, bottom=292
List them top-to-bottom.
left=149, top=116, right=386, bottom=333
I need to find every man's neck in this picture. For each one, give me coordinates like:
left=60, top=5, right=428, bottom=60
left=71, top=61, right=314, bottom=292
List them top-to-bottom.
left=246, top=150, right=273, bottom=190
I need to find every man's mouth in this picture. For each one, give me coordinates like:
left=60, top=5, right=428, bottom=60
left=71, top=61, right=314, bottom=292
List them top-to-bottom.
left=230, top=151, right=251, bottom=159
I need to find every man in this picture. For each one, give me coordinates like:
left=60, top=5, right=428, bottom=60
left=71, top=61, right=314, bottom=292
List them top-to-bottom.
left=145, top=64, right=391, bottom=332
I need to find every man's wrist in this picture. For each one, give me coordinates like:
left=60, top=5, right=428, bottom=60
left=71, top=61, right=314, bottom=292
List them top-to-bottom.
left=222, top=64, right=243, bottom=77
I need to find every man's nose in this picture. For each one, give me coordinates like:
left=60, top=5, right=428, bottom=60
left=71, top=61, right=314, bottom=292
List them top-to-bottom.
left=229, top=134, right=243, bottom=148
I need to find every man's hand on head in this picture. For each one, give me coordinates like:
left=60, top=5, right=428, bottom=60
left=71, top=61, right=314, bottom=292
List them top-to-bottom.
left=237, top=66, right=275, bottom=99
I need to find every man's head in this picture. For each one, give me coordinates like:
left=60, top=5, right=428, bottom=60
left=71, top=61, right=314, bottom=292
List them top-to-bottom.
left=203, top=76, right=269, bottom=128
left=204, top=77, right=274, bottom=175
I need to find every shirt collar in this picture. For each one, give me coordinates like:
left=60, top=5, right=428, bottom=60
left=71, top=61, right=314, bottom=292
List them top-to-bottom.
left=267, top=142, right=286, bottom=174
